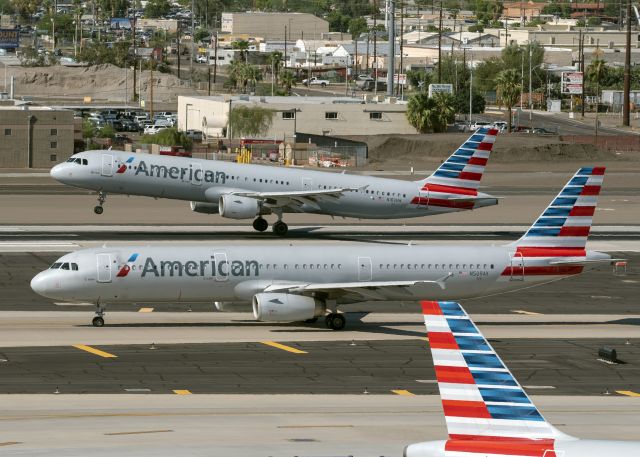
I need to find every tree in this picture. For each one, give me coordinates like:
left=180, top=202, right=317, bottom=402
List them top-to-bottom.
left=144, top=0, right=170, bottom=18
left=348, top=17, right=368, bottom=39
left=267, top=51, right=283, bottom=85
left=587, top=57, right=607, bottom=117
left=241, top=64, right=263, bottom=94
left=279, top=69, right=296, bottom=95
left=406, top=69, right=432, bottom=91
left=495, top=69, right=521, bottom=133
left=406, top=92, right=455, bottom=133
left=228, top=106, right=274, bottom=138
left=140, top=128, right=193, bottom=150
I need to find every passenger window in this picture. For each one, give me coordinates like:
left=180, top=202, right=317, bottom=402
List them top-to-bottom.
left=284, top=264, right=288, bottom=269
left=295, top=264, right=299, bottom=269
left=303, top=264, right=307, bottom=269
left=309, top=264, right=314, bottom=270
left=324, top=264, right=328, bottom=269
left=337, top=264, right=342, bottom=269
left=407, top=264, right=411, bottom=270
left=427, top=264, right=431, bottom=269
left=434, top=264, right=438, bottom=269
left=456, top=264, right=459, bottom=269
left=463, top=264, right=467, bottom=269
left=483, top=264, right=487, bottom=269
left=491, top=264, right=494, bottom=269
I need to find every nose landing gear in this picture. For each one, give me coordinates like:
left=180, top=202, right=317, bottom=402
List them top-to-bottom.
left=94, top=191, right=107, bottom=215
left=92, top=304, right=105, bottom=327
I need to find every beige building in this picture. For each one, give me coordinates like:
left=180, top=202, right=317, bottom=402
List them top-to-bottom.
left=221, top=12, right=328, bottom=41
left=491, top=28, right=638, bottom=49
left=177, top=95, right=415, bottom=141
left=0, top=105, right=76, bottom=168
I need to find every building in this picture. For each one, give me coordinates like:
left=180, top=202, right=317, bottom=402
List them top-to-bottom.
left=503, top=2, right=547, bottom=20
left=221, top=12, right=328, bottom=41
left=504, top=29, right=637, bottom=49
left=178, top=95, right=415, bottom=142
left=0, top=104, right=76, bottom=168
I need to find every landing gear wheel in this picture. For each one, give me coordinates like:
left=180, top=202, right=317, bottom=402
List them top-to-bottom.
left=94, top=205, right=104, bottom=215
left=252, top=217, right=268, bottom=232
left=272, top=221, right=288, bottom=237
left=328, top=313, right=346, bottom=331
left=325, top=314, right=334, bottom=329
left=92, top=316, right=105, bottom=327
left=304, top=317, right=318, bottom=324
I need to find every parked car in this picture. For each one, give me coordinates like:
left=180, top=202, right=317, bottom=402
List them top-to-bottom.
left=301, top=76, right=329, bottom=87
left=361, top=80, right=386, bottom=91
left=470, top=121, right=491, bottom=131
left=144, top=125, right=167, bottom=135
left=184, top=129, right=203, bottom=141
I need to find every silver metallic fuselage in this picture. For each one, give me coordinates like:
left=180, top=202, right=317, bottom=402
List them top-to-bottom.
left=50, top=150, right=496, bottom=219
left=31, top=244, right=607, bottom=305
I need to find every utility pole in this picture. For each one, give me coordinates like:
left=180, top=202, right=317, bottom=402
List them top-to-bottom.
left=190, top=0, right=194, bottom=84
left=374, top=0, right=378, bottom=94
left=386, top=0, right=395, bottom=96
left=398, top=0, right=404, bottom=97
left=623, top=0, right=632, bottom=126
left=438, top=1, right=442, bottom=82
left=132, top=17, right=137, bottom=101
left=284, top=25, right=287, bottom=69
left=580, top=29, right=585, bottom=118
left=213, top=31, right=218, bottom=84
left=529, top=44, right=533, bottom=129
left=150, top=64, right=154, bottom=118
left=208, top=66, right=211, bottom=95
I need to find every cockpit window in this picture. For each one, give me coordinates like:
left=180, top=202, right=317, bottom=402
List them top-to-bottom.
left=66, top=158, right=75, bottom=162
left=82, top=159, right=88, bottom=165
left=50, top=262, right=62, bottom=269
left=60, top=263, right=70, bottom=270
left=71, top=263, right=79, bottom=271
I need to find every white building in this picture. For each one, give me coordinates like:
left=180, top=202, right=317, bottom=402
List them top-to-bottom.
left=178, top=95, right=415, bottom=141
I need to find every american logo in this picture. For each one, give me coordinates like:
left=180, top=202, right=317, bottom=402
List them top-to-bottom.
left=116, top=253, right=139, bottom=277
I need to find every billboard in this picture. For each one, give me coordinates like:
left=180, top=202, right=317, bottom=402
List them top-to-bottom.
left=110, top=18, right=132, bottom=30
left=0, top=29, right=19, bottom=49
left=561, top=71, right=583, bottom=95
left=428, top=83, right=453, bottom=97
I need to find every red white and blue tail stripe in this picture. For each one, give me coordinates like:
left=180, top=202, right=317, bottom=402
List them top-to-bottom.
left=420, top=127, right=497, bottom=191
left=514, top=167, right=605, bottom=250
left=422, top=301, right=569, bottom=445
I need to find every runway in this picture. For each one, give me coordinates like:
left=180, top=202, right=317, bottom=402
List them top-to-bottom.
left=2, top=168, right=639, bottom=455
left=1, top=337, right=639, bottom=395
left=2, top=395, right=640, bottom=457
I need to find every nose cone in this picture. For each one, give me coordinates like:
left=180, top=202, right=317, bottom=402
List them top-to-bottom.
left=50, top=163, right=65, bottom=182
left=30, top=271, right=51, bottom=297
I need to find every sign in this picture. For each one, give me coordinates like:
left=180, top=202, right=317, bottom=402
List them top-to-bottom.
left=110, top=18, right=131, bottom=30
left=0, top=29, right=19, bottom=49
left=561, top=71, right=583, bottom=95
left=393, top=73, right=407, bottom=85
left=428, top=83, right=453, bottom=97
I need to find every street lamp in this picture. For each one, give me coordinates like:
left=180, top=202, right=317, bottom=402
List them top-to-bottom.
left=51, top=17, right=55, bottom=52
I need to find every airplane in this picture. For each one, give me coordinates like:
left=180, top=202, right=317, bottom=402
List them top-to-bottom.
left=49, top=128, right=500, bottom=236
left=31, top=167, right=612, bottom=330
left=404, top=299, right=640, bottom=457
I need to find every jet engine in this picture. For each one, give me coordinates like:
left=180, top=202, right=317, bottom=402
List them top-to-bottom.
left=218, top=195, right=260, bottom=219
left=190, top=201, right=219, bottom=214
left=252, top=293, right=325, bottom=322
left=214, top=301, right=251, bottom=312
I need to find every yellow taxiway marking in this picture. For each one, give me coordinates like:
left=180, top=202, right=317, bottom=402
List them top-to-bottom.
left=138, top=307, right=154, bottom=313
left=512, top=310, right=543, bottom=315
left=418, top=337, right=429, bottom=342
left=260, top=341, right=307, bottom=354
left=73, top=344, right=117, bottom=358
left=391, top=389, right=416, bottom=396
left=172, top=390, right=192, bottom=395
left=616, top=390, right=640, bottom=397
left=105, top=430, right=173, bottom=436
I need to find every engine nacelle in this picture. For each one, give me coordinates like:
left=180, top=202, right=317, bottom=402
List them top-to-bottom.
left=218, top=194, right=260, bottom=219
left=190, top=201, right=219, bottom=214
left=252, top=293, right=325, bottom=322
left=214, top=301, right=251, bottom=312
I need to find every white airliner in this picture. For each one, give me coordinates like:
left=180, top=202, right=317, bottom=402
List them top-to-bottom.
left=49, top=128, right=499, bottom=235
left=31, top=167, right=611, bottom=329
left=405, top=300, right=640, bottom=457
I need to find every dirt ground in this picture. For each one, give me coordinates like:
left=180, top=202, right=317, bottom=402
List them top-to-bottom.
left=6, top=63, right=198, bottom=103
left=344, top=133, right=639, bottom=172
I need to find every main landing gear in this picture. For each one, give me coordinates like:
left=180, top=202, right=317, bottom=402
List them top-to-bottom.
left=94, top=191, right=107, bottom=215
left=251, top=216, right=289, bottom=236
left=252, top=217, right=268, bottom=232
left=92, top=304, right=105, bottom=327
left=324, top=312, right=346, bottom=331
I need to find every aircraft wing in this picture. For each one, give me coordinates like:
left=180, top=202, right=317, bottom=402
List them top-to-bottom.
left=230, top=187, right=363, bottom=210
left=264, top=275, right=451, bottom=300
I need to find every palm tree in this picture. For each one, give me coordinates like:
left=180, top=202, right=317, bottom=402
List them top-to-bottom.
left=267, top=51, right=283, bottom=84
left=586, top=57, right=606, bottom=134
left=227, top=60, right=245, bottom=92
left=242, top=64, right=263, bottom=94
left=494, top=68, right=521, bottom=133
left=279, top=69, right=297, bottom=95
left=406, top=92, right=453, bottom=133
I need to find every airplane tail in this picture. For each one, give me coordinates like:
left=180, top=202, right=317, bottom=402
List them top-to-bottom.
left=417, top=127, right=498, bottom=193
left=511, top=167, right=605, bottom=251
left=421, top=300, right=571, bottom=442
